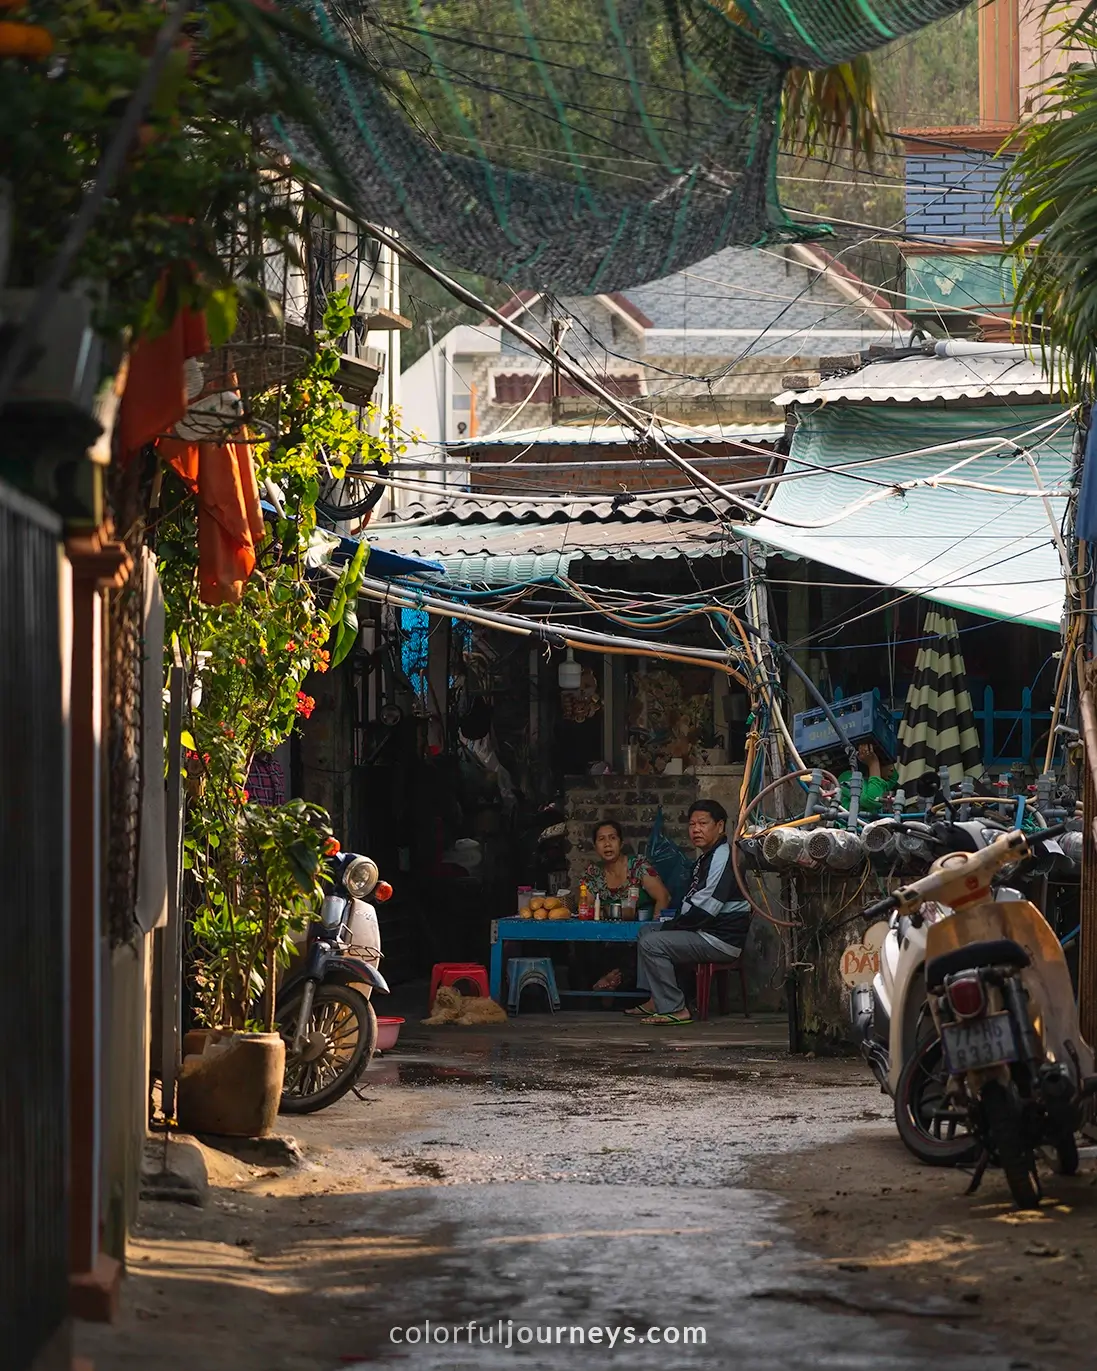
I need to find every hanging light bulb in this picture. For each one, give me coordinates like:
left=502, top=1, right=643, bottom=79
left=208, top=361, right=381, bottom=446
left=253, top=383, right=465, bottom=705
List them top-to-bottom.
left=558, top=648, right=582, bottom=691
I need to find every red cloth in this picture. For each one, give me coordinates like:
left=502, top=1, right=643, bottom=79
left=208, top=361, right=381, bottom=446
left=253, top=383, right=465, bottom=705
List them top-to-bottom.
left=118, top=308, right=209, bottom=460
left=159, top=435, right=266, bottom=606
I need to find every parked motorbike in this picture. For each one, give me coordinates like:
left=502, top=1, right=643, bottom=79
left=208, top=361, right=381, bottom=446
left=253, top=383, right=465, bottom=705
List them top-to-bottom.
left=851, top=816, right=1011, bottom=1166
left=865, top=827, right=1096, bottom=1208
left=277, top=850, right=393, bottom=1114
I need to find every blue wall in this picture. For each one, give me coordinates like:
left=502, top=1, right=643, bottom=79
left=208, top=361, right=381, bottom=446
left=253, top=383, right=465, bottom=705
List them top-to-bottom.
left=905, top=150, right=1014, bottom=239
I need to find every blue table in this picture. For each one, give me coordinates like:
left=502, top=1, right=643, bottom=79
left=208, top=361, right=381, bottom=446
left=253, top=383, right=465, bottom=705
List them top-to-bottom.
left=489, top=917, right=649, bottom=1002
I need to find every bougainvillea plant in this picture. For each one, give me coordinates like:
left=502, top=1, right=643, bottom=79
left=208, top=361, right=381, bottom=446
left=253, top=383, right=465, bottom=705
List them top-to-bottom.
left=160, top=288, right=391, bottom=1030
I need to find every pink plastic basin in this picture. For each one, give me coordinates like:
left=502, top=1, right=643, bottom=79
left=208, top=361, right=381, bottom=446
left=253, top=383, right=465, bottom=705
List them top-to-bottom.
left=376, top=1016, right=404, bottom=1051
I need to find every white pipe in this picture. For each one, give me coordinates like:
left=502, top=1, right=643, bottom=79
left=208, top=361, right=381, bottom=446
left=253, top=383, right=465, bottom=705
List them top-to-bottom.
left=933, top=339, right=1036, bottom=359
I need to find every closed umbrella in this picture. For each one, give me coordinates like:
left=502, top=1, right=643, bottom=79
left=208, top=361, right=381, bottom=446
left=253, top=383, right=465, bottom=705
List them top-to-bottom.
left=898, top=609, right=984, bottom=790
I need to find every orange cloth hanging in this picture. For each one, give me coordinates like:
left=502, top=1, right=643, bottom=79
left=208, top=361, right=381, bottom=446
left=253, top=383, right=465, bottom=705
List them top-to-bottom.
left=118, top=308, right=209, bottom=460
left=159, top=436, right=266, bottom=606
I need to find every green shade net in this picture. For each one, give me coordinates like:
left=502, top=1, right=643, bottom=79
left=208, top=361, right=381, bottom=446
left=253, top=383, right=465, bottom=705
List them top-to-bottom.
left=271, top=0, right=972, bottom=292
left=737, top=0, right=976, bottom=66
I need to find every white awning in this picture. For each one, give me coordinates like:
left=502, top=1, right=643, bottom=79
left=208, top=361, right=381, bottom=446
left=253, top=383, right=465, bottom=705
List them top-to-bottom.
left=734, top=404, right=1074, bottom=630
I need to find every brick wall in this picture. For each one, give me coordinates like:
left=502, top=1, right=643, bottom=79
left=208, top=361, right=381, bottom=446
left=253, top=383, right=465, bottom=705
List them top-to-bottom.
left=905, top=150, right=1015, bottom=239
left=469, top=451, right=774, bottom=496
left=564, top=774, right=699, bottom=891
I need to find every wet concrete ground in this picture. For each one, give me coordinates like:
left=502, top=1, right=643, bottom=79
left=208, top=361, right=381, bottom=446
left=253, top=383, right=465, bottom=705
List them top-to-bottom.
left=82, top=1012, right=1025, bottom=1371
left=295, top=1016, right=1012, bottom=1370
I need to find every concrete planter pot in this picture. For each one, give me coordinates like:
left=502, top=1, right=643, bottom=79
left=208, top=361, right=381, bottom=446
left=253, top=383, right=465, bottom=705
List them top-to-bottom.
left=181, top=1027, right=215, bottom=1060
left=177, top=1030, right=286, bottom=1138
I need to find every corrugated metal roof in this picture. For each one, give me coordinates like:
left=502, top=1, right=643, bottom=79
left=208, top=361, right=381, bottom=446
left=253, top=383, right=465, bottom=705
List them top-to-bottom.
left=774, top=347, right=1061, bottom=407
left=735, top=403, right=1073, bottom=629
left=446, top=420, right=785, bottom=449
left=385, top=495, right=724, bottom=524
left=368, top=518, right=739, bottom=585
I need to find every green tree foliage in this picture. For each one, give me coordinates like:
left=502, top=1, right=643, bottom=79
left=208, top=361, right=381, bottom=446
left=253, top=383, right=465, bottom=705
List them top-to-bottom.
left=1002, top=19, right=1097, bottom=397
left=161, top=290, right=384, bottom=1030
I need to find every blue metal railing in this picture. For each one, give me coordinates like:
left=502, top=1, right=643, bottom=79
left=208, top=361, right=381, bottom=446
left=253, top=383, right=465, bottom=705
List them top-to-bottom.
left=835, top=684, right=1051, bottom=768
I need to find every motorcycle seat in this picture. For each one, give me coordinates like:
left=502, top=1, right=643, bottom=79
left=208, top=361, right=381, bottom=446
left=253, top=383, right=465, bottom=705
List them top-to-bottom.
left=926, top=938, right=1030, bottom=991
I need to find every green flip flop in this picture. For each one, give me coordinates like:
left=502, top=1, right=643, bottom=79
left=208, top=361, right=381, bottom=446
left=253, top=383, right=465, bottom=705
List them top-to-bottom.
left=640, top=1012, right=693, bottom=1025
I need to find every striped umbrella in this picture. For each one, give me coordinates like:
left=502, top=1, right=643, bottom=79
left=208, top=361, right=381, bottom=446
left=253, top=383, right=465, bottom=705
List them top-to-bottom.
left=897, top=610, right=984, bottom=789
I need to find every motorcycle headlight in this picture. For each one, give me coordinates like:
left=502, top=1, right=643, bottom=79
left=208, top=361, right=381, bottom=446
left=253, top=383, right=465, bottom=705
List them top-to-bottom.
left=343, top=855, right=379, bottom=899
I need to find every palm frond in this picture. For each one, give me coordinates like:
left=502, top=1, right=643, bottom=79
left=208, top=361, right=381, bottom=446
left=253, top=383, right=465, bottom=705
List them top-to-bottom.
left=781, top=55, right=883, bottom=164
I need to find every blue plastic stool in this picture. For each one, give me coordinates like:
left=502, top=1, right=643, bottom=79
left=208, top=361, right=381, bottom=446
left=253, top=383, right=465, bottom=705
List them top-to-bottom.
left=505, top=957, right=561, bottom=1015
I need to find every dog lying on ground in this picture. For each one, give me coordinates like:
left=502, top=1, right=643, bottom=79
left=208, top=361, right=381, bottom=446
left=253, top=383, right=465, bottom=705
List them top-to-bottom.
left=421, top=984, right=508, bottom=1026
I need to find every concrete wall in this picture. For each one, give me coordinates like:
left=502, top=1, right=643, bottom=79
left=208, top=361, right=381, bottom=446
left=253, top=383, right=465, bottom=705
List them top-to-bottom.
left=101, top=936, right=153, bottom=1264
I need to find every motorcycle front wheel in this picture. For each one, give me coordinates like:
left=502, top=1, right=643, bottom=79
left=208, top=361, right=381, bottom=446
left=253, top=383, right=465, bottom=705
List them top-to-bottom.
left=279, top=984, right=378, bottom=1115
left=895, top=1035, right=980, bottom=1167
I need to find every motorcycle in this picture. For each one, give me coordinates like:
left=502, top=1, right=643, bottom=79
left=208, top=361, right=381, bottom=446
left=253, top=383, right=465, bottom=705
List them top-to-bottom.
left=851, top=815, right=1012, bottom=1166
left=864, top=827, right=1096, bottom=1208
left=276, top=850, right=394, bottom=1114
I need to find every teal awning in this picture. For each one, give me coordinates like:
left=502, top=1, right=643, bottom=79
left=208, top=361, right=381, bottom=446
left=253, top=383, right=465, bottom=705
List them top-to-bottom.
left=734, top=405, right=1074, bottom=630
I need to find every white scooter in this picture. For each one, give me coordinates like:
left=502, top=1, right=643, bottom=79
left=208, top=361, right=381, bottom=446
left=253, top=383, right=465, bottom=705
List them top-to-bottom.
left=851, top=815, right=1011, bottom=1165
left=278, top=850, right=393, bottom=1114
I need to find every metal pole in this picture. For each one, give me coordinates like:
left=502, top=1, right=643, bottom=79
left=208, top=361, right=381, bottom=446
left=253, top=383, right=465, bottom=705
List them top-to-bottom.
left=551, top=317, right=562, bottom=424
left=1066, top=407, right=1097, bottom=1069
left=1080, top=659, right=1097, bottom=1052
left=160, top=664, right=185, bottom=1123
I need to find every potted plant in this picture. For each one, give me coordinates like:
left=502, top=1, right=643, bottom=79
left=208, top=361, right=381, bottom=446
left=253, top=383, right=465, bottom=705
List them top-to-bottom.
left=161, top=292, right=387, bottom=1135
left=178, top=798, right=334, bottom=1137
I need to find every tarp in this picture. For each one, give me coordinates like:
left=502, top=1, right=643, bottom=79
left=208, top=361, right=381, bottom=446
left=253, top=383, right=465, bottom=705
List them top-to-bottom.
left=734, top=404, right=1074, bottom=630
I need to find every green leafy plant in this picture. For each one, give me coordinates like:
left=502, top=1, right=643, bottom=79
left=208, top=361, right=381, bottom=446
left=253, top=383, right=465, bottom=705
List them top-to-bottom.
left=0, top=0, right=375, bottom=343
left=1001, top=17, right=1097, bottom=397
left=161, top=288, right=391, bottom=1030
left=190, top=799, right=333, bottom=1031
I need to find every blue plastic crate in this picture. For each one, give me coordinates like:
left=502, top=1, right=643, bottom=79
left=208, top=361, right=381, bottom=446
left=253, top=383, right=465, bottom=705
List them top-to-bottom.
left=792, top=689, right=898, bottom=762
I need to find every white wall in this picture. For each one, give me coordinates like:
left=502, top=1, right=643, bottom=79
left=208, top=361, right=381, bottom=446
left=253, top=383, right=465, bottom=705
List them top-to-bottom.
left=400, top=323, right=502, bottom=448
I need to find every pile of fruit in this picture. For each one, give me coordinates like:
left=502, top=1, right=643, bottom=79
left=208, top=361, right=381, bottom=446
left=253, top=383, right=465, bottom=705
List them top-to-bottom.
left=519, top=895, right=571, bottom=921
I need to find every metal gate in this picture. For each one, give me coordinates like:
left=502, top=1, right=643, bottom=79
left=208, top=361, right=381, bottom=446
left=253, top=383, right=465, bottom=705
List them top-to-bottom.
left=0, top=479, right=68, bottom=1368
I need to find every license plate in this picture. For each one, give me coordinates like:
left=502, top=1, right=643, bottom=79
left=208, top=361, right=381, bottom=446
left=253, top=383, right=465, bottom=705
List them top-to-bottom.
left=941, top=1012, right=1017, bottom=1073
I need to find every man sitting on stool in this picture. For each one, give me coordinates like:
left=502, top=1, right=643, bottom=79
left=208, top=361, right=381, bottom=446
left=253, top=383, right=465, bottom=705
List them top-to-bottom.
left=630, top=799, right=750, bottom=1025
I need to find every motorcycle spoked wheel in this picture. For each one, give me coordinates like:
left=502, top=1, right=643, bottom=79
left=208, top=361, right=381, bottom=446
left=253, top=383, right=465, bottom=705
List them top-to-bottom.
left=279, top=985, right=378, bottom=1115
left=894, top=1035, right=980, bottom=1167
left=979, top=1079, right=1041, bottom=1209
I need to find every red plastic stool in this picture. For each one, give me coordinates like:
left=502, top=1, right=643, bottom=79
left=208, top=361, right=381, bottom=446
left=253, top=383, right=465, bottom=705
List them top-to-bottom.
left=695, top=960, right=749, bottom=1020
left=429, top=962, right=491, bottom=1006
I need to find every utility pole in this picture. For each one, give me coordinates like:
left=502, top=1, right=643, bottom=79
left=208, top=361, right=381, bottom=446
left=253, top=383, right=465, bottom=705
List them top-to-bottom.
left=550, top=316, right=563, bottom=424
left=1061, top=403, right=1097, bottom=1056
left=744, top=542, right=786, bottom=815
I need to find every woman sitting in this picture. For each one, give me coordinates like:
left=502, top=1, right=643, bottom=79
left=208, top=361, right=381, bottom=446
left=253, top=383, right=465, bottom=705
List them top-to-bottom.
left=585, top=819, right=671, bottom=990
